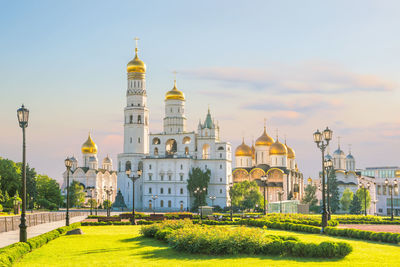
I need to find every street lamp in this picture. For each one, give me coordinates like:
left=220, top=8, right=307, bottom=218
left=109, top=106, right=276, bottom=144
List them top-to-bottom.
left=17, top=104, right=29, bottom=242
left=313, top=126, right=332, bottom=230
left=64, top=157, right=73, bottom=226
left=324, top=158, right=333, bottom=220
left=126, top=169, right=142, bottom=225
left=260, top=175, right=268, bottom=215
left=359, top=179, right=371, bottom=216
left=385, top=179, right=397, bottom=220
left=86, top=186, right=95, bottom=215
left=104, top=186, right=113, bottom=217
left=194, top=187, right=207, bottom=219
left=277, top=190, right=284, bottom=214
left=151, top=195, right=158, bottom=214
left=209, top=196, right=216, bottom=207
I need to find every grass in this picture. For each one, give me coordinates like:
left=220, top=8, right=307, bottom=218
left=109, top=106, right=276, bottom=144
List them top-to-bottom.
left=15, top=225, right=400, bottom=267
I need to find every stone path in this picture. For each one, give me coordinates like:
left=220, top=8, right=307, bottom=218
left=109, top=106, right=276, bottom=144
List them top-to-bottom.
left=0, top=216, right=86, bottom=248
left=337, top=224, right=400, bottom=233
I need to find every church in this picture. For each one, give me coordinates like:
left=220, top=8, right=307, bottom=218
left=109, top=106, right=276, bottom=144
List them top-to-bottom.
left=117, top=43, right=232, bottom=211
left=61, top=134, right=117, bottom=206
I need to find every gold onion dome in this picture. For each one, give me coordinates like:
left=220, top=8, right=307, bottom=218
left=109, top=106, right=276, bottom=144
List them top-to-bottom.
left=127, top=48, right=146, bottom=73
left=165, top=80, right=185, bottom=101
left=255, top=126, right=275, bottom=146
left=81, top=133, right=98, bottom=154
left=269, top=138, right=287, bottom=155
left=235, top=139, right=253, bottom=157
left=285, top=142, right=295, bottom=159
left=251, top=143, right=255, bottom=159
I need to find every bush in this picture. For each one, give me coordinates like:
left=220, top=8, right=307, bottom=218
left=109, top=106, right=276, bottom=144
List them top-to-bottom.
left=0, top=204, right=3, bottom=212
left=81, top=221, right=131, bottom=226
left=324, top=226, right=400, bottom=244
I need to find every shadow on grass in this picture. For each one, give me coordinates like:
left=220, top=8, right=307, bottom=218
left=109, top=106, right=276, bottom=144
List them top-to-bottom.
left=119, top=236, right=344, bottom=263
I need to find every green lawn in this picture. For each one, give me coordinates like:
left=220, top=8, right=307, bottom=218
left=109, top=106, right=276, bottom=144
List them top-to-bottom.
left=15, top=226, right=400, bottom=267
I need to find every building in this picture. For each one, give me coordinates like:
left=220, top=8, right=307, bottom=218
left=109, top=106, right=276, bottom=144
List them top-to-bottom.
left=117, top=43, right=232, bottom=212
left=232, top=124, right=304, bottom=203
left=62, top=134, right=117, bottom=205
left=361, top=167, right=399, bottom=216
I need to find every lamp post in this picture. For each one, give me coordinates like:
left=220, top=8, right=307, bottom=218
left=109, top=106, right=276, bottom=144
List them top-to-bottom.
left=17, top=104, right=29, bottom=242
left=313, top=127, right=333, bottom=230
left=64, top=157, right=72, bottom=226
left=324, top=158, right=333, bottom=220
left=125, top=169, right=142, bottom=225
left=261, top=175, right=268, bottom=215
left=359, top=178, right=370, bottom=216
left=385, top=179, right=397, bottom=220
left=229, top=182, right=234, bottom=221
left=86, top=186, right=94, bottom=216
left=104, top=186, right=113, bottom=217
left=194, top=187, right=207, bottom=219
left=277, top=190, right=284, bottom=214
left=151, top=195, right=158, bottom=214
left=209, top=196, right=216, bottom=207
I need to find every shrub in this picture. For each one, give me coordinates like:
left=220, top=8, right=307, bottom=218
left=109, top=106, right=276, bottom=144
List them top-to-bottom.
left=81, top=221, right=131, bottom=226
left=324, top=226, right=400, bottom=244
left=0, top=242, right=30, bottom=266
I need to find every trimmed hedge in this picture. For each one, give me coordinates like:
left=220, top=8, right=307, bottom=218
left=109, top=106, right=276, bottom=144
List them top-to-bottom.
left=332, top=215, right=400, bottom=225
left=81, top=221, right=131, bottom=226
left=0, top=222, right=81, bottom=266
left=325, top=227, right=400, bottom=244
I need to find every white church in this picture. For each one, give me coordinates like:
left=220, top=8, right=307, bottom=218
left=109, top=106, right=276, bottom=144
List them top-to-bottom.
left=117, top=43, right=232, bottom=211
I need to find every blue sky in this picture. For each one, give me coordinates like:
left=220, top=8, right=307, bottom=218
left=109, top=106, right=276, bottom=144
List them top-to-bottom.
left=1, top=0, right=400, bottom=181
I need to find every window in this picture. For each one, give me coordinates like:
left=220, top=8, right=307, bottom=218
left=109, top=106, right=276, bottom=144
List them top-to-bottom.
left=178, top=108, right=180, bottom=112
left=129, top=115, right=133, bottom=123
left=138, top=115, right=141, bottom=124
left=183, top=136, right=191, bottom=144
left=130, top=137, right=132, bottom=143
left=138, top=137, right=141, bottom=143
left=152, top=138, right=160, bottom=145
left=165, top=139, right=177, bottom=155
left=202, top=144, right=210, bottom=159
left=154, top=147, right=159, bottom=155
left=185, top=147, right=189, bottom=155
left=220, top=153, right=222, bottom=158
left=125, top=161, right=131, bottom=171
left=149, top=164, right=152, bottom=170
left=180, top=164, right=183, bottom=170
left=220, top=164, right=222, bottom=169
left=205, top=165, right=207, bottom=169
left=148, top=174, right=152, bottom=181
left=161, top=174, right=164, bottom=181
left=180, top=174, right=183, bottom=181
left=168, top=175, right=172, bottom=181
left=220, top=178, right=222, bottom=182
left=377, top=185, right=381, bottom=195
left=383, top=185, right=387, bottom=195
left=149, top=187, right=152, bottom=194
left=160, top=188, right=164, bottom=194
left=168, top=188, right=171, bottom=194
left=180, top=188, right=183, bottom=194
left=220, top=189, right=222, bottom=194
left=160, top=200, right=164, bottom=207
left=168, top=200, right=172, bottom=208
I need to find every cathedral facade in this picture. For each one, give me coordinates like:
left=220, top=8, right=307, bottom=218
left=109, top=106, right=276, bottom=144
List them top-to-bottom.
left=117, top=44, right=232, bottom=211
left=232, top=126, right=304, bottom=203
left=62, top=134, right=117, bottom=205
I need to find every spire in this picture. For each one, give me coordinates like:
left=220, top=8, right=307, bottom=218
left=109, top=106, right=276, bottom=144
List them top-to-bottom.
left=134, top=37, right=139, bottom=57
left=173, top=70, right=177, bottom=89
left=264, top=118, right=267, bottom=132
left=337, top=136, right=341, bottom=149
left=348, top=144, right=352, bottom=155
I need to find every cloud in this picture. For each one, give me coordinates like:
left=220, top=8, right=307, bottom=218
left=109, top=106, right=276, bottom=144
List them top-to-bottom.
left=182, top=63, right=397, bottom=95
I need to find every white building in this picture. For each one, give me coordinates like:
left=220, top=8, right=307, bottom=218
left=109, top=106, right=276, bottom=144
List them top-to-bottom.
left=117, top=43, right=232, bottom=211
left=62, top=134, right=117, bottom=205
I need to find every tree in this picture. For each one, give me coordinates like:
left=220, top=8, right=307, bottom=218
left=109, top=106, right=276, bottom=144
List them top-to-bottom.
left=0, top=158, right=21, bottom=197
left=16, top=163, right=37, bottom=209
left=187, top=167, right=211, bottom=209
left=327, top=169, right=340, bottom=213
left=36, top=175, right=62, bottom=210
left=68, top=181, right=85, bottom=208
left=230, top=181, right=263, bottom=211
left=302, top=184, right=318, bottom=206
left=340, top=188, right=353, bottom=212
left=356, top=188, right=371, bottom=213
left=349, top=193, right=362, bottom=214
left=103, top=200, right=112, bottom=209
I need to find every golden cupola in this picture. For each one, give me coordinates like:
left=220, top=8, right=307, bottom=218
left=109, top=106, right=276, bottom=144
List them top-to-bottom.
left=127, top=47, right=146, bottom=73
left=165, top=80, right=185, bottom=101
left=255, top=126, right=275, bottom=146
left=81, top=133, right=98, bottom=154
left=269, top=138, right=287, bottom=155
left=235, top=139, right=253, bottom=157
left=285, top=141, right=296, bottom=159
left=251, top=142, right=255, bottom=159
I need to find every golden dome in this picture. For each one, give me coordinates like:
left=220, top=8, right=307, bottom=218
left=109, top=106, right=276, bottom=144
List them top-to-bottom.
left=127, top=48, right=146, bottom=73
left=165, top=80, right=185, bottom=101
left=255, top=126, right=275, bottom=146
left=81, top=133, right=98, bottom=154
left=269, top=138, right=287, bottom=155
left=235, top=139, right=252, bottom=157
left=286, top=142, right=295, bottom=159
left=251, top=143, right=255, bottom=159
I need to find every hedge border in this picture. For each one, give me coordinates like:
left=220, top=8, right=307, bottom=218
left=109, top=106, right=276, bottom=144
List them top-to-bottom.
left=0, top=222, right=81, bottom=266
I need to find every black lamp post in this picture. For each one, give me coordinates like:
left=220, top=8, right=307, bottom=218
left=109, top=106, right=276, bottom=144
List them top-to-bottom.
left=17, top=104, right=29, bottom=242
left=313, top=127, right=333, bottom=230
left=64, top=157, right=72, bottom=226
left=324, top=158, right=333, bottom=220
left=125, top=169, right=142, bottom=225
left=261, top=175, right=268, bottom=215
left=359, top=178, right=370, bottom=216
left=385, top=179, right=397, bottom=220
left=86, top=186, right=95, bottom=215
left=104, top=186, right=113, bottom=217
left=194, top=187, right=207, bottom=219
left=277, top=190, right=284, bottom=214
left=151, top=195, right=158, bottom=214
left=209, top=196, right=216, bottom=207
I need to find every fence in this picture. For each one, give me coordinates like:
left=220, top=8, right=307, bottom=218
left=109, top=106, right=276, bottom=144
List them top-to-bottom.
left=0, top=211, right=88, bottom=233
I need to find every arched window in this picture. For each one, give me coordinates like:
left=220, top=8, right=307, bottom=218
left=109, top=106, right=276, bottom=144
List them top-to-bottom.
left=129, top=115, right=133, bottom=124
left=138, top=115, right=141, bottom=124
left=182, top=136, right=191, bottom=144
left=138, top=137, right=141, bottom=143
left=152, top=137, right=160, bottom=145
left=165, top=139, right=177, bottom=155
left=202, top=144, right=210, bottom=159
left=218, top=146, right=224, bottom=150
left=154, top=147, right=159, bottom=155
left=185, top=147, right=189, bottom=155
left=118, top=161, right=121, bottom=172
left=125, top=161, right=131, bottom=171
left=138, top=161, right=143, bottom=171
left=149, top=187, right=152, bottom=194
left=160, top=188, right=164, bottom=194
left=168, top=188, right=171, bottom=194
left=180, top=188, right=183, bottom=194
left=160, top=200, right=164, bottom=208
left=168, top=200, right=172, bottom=208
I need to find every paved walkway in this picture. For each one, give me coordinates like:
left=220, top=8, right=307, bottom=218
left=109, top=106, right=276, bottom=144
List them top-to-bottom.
left=0, top=216, right=86, bottom=248
left=338, top=224, right=400, bottom=234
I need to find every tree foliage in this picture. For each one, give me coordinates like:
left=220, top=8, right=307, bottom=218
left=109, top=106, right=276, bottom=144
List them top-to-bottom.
left=0, top=158, right=21, bottom=197
left=187, top=167, right=211, bottom=209
left=327, top=170, right=340, bottom=213
left=36, top=175, right=62, bottom=210
left=68, top=181, right=85, bottom=208
left=230, top=181, right=263, bottom=211
left=302, top=184, right=318, bottom=206
left=340, top=188, right=353, bottom=212
left=356, top=188, right=371, bottom=213
left=349, top=193, right=362, bottom=214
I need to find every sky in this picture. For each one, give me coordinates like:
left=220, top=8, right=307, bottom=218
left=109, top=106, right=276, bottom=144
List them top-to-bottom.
left=1, top=0, right=400, bottom=183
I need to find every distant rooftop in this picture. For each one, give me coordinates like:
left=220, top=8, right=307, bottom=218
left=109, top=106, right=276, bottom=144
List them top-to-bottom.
left=365, top=166, right=399, bottom=170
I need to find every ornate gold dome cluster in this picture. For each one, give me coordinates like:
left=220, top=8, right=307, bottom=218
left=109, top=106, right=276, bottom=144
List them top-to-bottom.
left=127, top=48, right=146, bottom=73
left=165, top=80, right=185, bottom=101
left=81, top=133, right=98, bottom=154
left=235, top=139, right=252, bottom=157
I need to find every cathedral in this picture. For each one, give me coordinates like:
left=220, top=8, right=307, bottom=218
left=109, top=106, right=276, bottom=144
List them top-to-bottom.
left=117, top=43, right=232, bottom=211
left=232, top=126, right=304, bottom=203
left=62, top=134, right=117, bottom=205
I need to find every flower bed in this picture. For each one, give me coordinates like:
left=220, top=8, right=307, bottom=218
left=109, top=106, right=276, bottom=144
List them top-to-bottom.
left=140, top=220, right=352, bottom=258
